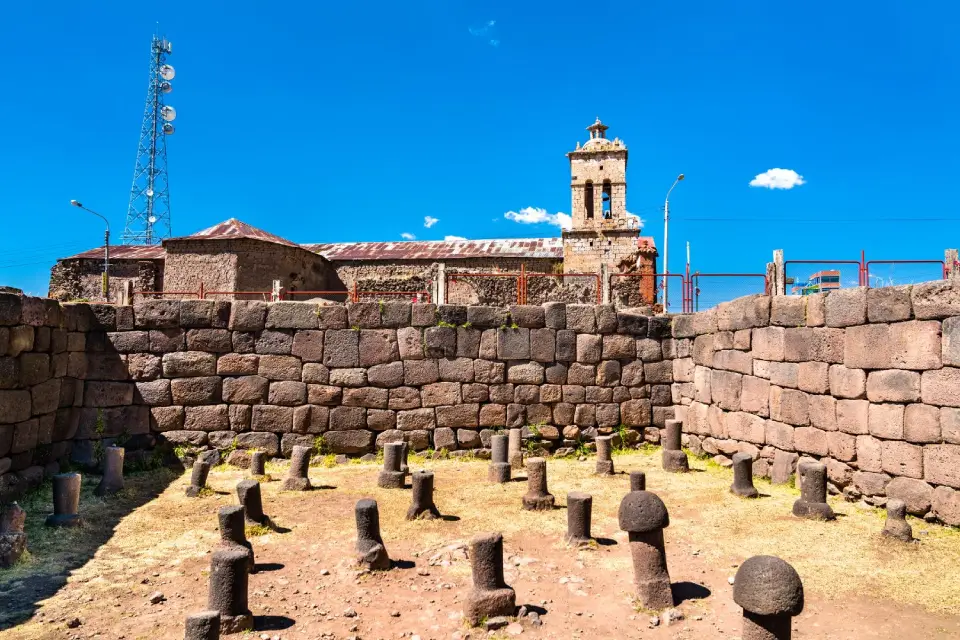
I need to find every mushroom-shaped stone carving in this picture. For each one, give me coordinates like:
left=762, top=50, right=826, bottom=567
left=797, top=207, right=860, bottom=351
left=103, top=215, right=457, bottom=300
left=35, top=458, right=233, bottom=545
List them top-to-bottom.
left=618, top=490, right=673, bottom=609
left=881, top=499, right=913, bottom=543
left=733, top=555, right=804, bottom=640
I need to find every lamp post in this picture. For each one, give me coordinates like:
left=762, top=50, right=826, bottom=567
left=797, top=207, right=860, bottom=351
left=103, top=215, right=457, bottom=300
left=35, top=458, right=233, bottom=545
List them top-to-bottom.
left=663, top=173, right=684, bottom=312
left=70, top=200, right=110, bottom=300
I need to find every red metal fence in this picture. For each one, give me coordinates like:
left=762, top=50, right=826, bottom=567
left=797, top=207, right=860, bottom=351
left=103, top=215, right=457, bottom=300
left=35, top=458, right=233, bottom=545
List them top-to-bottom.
left=785, top=252, right=948, bottom=293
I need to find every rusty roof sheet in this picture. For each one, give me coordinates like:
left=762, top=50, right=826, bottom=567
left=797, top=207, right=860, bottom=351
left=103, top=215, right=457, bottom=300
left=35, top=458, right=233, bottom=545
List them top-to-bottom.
left=165, top=218, right=300, bottom=248
left=304, top=238, right=564, bottom=261
left=62, top=245, right=166, bottom=260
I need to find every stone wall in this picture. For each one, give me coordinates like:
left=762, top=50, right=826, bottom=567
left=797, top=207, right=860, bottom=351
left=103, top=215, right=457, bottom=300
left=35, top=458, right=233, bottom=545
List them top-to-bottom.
left=48, top=259, right=164, bottom=303
left=670, top=284, right=960, bottom=526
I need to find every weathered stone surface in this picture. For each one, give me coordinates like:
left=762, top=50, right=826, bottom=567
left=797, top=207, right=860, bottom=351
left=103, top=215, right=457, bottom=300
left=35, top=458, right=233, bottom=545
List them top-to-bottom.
left=912, top=281, right=960, bottom=320
left=867, top=285, right=913, bottom=323
left=825, top=287, right=867, bottom=327
left=716, top=295, right=770, bottom=331
left=771, top=296, right=806, bottom=327
left=134, top=300, right=181, bottom=329
left=228, top=301, right=268, bottom=332
left=265, top=302, right=318, bottom=330
left=347, top=302, right=382, bottom=329
left=410, top=303, right=437, bottom=327
left=316, top=305, right=348, bottom=329
left=466, top=305, right=509, bottom=329
left=508, top=305, right=544, bottom=328
left=565, top=305, right=596, bottom=333
left=616, top=311, right=647, bottom=336
left=845, top=321, right=942, bottom=370
left=397, top=327, right=423, bottom=360
left=424, top=327, right=456, bottom=358
left=751, top=327, right=784, bottom=361
left=457, top=328, right=481, bottom=359
left=496, top=328, right=529, bottom=360
left=290, top=330, right=324, bottom=362
left=323, top=330, right=360, bottom=368
left=359, top=330, right=399, bottom=366
left=162, top=352, right=216, bottom=377
left=216, top=353, right=259, bottom=376
left=258, top=355, right=301, bottom=381
left=439, top=357, right=475, bottom=383
left=796, top=361, right=829, bottom=394
left=368, top=362, right=405, bottom=388
left=507, top=362, right=544, bottom=385
left=828, top=365, right=866, bottom=399
left=921, top=367, right=960, bottom=407
left=329, top=368, right=366, bottom=387
left=711, top=370, right=742, bottom=411
left=865, top=370, right=920, bottom=403
left=171, top=376, right=221, bottom=406
left=222, top=376, right=268, bottom=404
left=740, top=376, right=770, bottom=417
left=135, top=379, right=171, bottom=406
left=269, top=381, right=308, bottom=406
left=422, top=382, right=461, bottom=407
left=307, top=384, right=341, bottom=405
left=343, top=387, right=388, bottom=409
left=388, top=387, right=420, bottom=410
left=772, top=388, right=809, bottom=426
left=807, top=395, right=837, bottom=431
left=621, top=399, right=652, bottom=426
left=836, top=399, right=868, bottom=435
left=479, top=403, right=506, bottom=427
left=436, top=404, right=479, bottom=428
left=902, top=404, right=939, bottom=443
left=184, top=405, right=230, bottom=432
left=251, top=405, right=293, bottom=433
left=150, top=406, right=184, bottom=432
left=330, top=406, right=366, bottom=430
left=942, top=407, right=960, bottom=444
left=398, top=408, right=436, bottom=431
left=366, top=409, right=395, bottom=431
left=725, top=412, right=765, bottom=444
left=764, top=420, right=794, bottom=451
left=794, top=427, right=828, bottom=456
left=325, top=430, right=373, bottom=454
left=235, top=431, right=280, bottom=455
left=881, top=440, right=923, bottom=479
left=923, top=444, right=960, bottom=488
left=852, top=470, right=891, bottom=496
left=886, top=477, right=933, bottom=515
left=932, top=485, right=960, bottom=526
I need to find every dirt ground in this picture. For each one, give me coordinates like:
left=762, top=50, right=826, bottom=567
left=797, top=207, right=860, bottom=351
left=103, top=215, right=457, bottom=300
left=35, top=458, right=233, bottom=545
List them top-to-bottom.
left=2, top=448, right=960, bottom=640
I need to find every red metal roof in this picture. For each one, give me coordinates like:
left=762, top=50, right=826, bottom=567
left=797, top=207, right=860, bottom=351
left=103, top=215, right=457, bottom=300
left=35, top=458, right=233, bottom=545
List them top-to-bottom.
left=166, top=218, right=300, bottom=248
left=304, top=238, right=564, bottom=261
left=61, top=245, right=166, bottom=260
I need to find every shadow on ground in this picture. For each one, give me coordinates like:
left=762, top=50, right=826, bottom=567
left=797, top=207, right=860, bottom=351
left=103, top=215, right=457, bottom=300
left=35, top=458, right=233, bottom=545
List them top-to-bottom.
left=0, top=464, right=181, bottom=630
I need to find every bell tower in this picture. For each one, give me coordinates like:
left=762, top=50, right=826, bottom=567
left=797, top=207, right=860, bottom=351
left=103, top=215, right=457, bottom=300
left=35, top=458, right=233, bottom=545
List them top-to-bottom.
left=563, top=118, right=641, bottom=275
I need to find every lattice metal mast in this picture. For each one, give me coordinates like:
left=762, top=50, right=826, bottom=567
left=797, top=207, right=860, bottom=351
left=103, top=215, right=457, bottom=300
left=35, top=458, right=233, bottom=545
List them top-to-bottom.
left=123, top=33, right=177, bottom=245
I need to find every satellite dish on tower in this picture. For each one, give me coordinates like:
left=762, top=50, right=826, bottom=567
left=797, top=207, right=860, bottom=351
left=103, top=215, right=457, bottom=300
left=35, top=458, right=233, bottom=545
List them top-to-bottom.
left=159, top=64, right=175, bottom=80
left=160, top=81, right=172, bottom=93
left=160, top=106, right=177, bottom=121
left=162, top=123, right=175, bottom=135
left=146, top=188, right=154, bottom=197
left=148, top=216, right=157, bottom=224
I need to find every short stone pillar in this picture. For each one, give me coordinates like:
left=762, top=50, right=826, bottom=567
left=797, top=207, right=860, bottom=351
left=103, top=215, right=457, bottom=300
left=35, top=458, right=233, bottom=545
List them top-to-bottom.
left=661, top=419, right=689, bottom=473
left=508, top=428, right=523, bottom=470
left=488, top=434, right=511, bottom=483
left=595, top=435, right=615, bottom=475
left=400, top=441, right=410, bottom=474
left=377, top=442, right=406, bottom=489
left=281, top=445, right=312, bottom=491
left=94, top=446, right=125, bottom=497
left=249, top=451, right=267, bottom=478
left=731, top=453, right=759, bottom=499
left=521, top=458, right=555, bottom=511
left=185, top=460, right=211, bottom=498
left=792, top=462, right=835, bottom=521
left=406, top=470, right=441, bottom=520
left=629, top=471, right=646, bottom=491
left=45, top=473, right=83, bottom=528
left=236, top=480, right=266, bottom=525
left=618, top=490, right=673, bottom=610
left=565, top=492, right=592, bottom=546
left=355, top=499, right=391, bottom=570
left=882, top=499, right=913, bottom=542
left=0, top=502, right=27, bottom=568
left=218, top=505, right=255, bottom=573
left=464, top=532, right=516, bottom=626
left=208, top=548, right=253, bottom=633
left=733, top=555, right=804, bottom=640
left=184, top=610, right=221, bottom=640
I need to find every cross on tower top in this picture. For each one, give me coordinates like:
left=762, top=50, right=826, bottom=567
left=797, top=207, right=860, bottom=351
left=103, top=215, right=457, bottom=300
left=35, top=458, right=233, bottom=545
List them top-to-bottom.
left=586, top=117, right=609, bottom=139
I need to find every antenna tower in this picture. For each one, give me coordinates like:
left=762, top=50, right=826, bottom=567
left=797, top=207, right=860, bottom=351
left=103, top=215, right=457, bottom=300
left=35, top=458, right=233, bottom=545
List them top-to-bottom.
left=123, top=32, right=177, bottom=244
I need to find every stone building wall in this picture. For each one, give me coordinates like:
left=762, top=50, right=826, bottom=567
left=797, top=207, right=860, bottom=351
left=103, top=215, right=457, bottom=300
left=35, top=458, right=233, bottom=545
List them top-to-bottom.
left=48, top=259, right=164, bottom=303
left=670, top=284, right=960, bottom=526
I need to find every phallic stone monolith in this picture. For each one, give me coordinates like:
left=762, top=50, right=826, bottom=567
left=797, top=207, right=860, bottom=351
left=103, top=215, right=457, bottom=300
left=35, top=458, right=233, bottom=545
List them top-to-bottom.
left=661, top=419, right=689, bottom=473
left=508, top=428, right=523, bottom=470
left=488, top=434, right=511, bottom=483
left=595, top=435, right=615, bottom=475
left=400, top=441, right=410, bottom=474
left=377, top=442, right=406, bottom=489
left=281, top=445, right=312, bottom=491
left=94, top=446, right=125, bottom=497
left=249, top=451, right=267, bottom=478
left=731, top=452, right=759, bottom=499
left=521, top=457, right=555, bottom=511
left=185, top=460, right=211, bottom=498
left=792, top=462, right=835, bottom=521
left=406, top=470, right=441, bottom=520
left=630, top=471, right=646, bottom=491
left=45, top=473, right=83, bottom=528
left=236, top=479, right=266, bottom=525
left=618, top=490, right=673, bottom=610
left=566, top=492, right=593, bottom=545
left=355, top=498, right=391, bottom=570
left=882, top=499, right=913, bottom=543
left=0, top=502, right=27, bottom=568
left=218, top=505, right=255, bottom=573
left=464, top=532, right=516, bottom=626
left=208, top=548, right=253, bottom=633
left=733, top=555, right=804, bottom=640
left=184, top=610, right=221, bottom=640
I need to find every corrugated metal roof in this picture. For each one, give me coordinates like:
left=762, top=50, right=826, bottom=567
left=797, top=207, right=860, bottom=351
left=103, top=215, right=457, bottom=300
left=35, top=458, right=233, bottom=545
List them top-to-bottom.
left=166, top=218, right=300, bottom=248
left=304, top=238, right=564, bottom=261
left=62, top=245, right=166, bottom=260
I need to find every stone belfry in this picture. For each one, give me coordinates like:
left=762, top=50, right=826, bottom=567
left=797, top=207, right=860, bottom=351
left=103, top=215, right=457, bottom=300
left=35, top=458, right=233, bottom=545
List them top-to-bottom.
left=562, top=118, right=642, bottom=275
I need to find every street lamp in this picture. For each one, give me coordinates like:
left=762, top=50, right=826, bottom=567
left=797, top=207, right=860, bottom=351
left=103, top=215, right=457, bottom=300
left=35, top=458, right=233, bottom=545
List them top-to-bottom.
left=663, top=173, right=684, bottom=312
left=70, top=200, right=111, bottom=300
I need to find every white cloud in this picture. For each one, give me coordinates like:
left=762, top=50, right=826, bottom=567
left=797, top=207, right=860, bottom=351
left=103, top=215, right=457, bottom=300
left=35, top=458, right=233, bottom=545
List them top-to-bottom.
left=468, top=20, right=500, bottom=47
left=749, top=168, right=806, bottom=190
left=504, top=206, right=572, bottom=231
left=626, top=211, right=645, bottom=229
left=423, top=216, right=439, bottom=228
left=400, top=232, right=416, bottom=240
left=444, top=235, right=468, bottom=242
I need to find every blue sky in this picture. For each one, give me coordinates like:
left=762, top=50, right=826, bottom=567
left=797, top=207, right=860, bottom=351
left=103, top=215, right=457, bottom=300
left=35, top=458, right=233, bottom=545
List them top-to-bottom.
left=1, top=0, right=958, bottom=297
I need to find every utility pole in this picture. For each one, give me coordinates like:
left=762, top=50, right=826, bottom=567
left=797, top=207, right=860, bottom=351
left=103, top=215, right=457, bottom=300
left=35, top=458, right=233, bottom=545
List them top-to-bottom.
left=663, top=173, right=684, bottom=312
left=70, top=200, right=111, bottom=300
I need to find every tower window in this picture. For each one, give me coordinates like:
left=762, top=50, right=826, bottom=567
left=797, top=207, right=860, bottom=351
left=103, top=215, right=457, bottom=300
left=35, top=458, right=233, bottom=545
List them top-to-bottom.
left=602, top=180, right=612, bottom=219
left=585, top=181, right=594, bottom=219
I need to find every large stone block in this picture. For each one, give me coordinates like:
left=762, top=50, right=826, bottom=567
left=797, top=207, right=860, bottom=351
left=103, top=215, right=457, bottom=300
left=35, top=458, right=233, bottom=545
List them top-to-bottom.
left=912, top=280, right=960, bottom=320
left=867, top=285, right=912, bottom=323
left=824, top=287, right=867, bottom=327
left=716, top=295, right=770, bottom=331
left=770, top=296, right=806, bottom=327
left=133, top=300, right=180, bottom=329
left=178, top=300, right=219, bottom=328
left=229, top=301, right=268, bottom=331
left=266, top=302, right=319, bottom=329
left=347, top=302, right=382, bottom=328
left=379, top=302, right=411, bottom=328
left=543, top=302, right=566, bottom=329
left=410, top=303, right=437, bottom=327
left=316, top=304, right=348, bottom=330
left=436, top=304, right=467, bottom=326
left=466, top=305, right=509, bottom=329
left=509, top=305, right=545, bottom=328
left=565, top=305, right=596, bottom=333
left=594, top=305, right=617, bottom=334
left=616, top=311, right=648, bottom=336
left=943, top=316, right=960, bottom=367
left=845, top=321, right=941, bottom=370
left=397, top=326, right=424, bottom=360
left=751, top=326, right=784, bottom=361
left=424, top=327, right=456, bottom=358
left=457, top=328, right=481, bottom=359
left=497, top=328, right=529, bottom=360
left=529, top=328, right=555, bottom=363
left=149, top=329, right=185, bottom=353
left=185, top=329, right=232, bottom=353
left=256, top=329, right=294, bottom=355
left=359, top=329, right=399, bottom=366
left=555, top=329, right=576, bottom=361
left=291, top=330, right=324, bottom=362
left=323, top=330, right=360, bottom=368
left=106, top=331, right=149, bottom=353
left=576, top=334, right=601, bottom=363
left=601, top=334, right=634, bottom=360
left=691, top=334, right=714, bottom=367
left=713, top=350, right=753, bottom=375
left=161, top=352, right=217, bottom=377
left=18, top=353, right=49, bottom=387
left=257, top=355, right=302, bottom=381
left=439, top=357, right=474, bottom=383
left=672, top=357, right=695, bottom=383
left=403, top=359, right=439, bottom=386
left=474, top=360, right=505, bottom=384
left=643, top=360, right=673, bottom=384
left=596, top=361, right=621, bottom=387
left=797, top=361, right=829, bottom=394
left=368, top=362, right=404, bottom=388
left=507, top=362, right=544, bottom=385
left=567, top=363, right=595, bottom=386
left=828, top=364, right=866, bottom=399
left=694, top=366, right=712, bottom=404
left=329, top=367, right=366, bottom=387
left=921, top=367, right=960, bottom=407
left=711, top=370, right=742, bottom=411
left=865, top=370, right=920, bottom=403
left=740, top=375, right=770, bottom=417
left=170, top=376, right=221, bottom=406
left=135, top=379, right=171, bottom=406
left=268, top=380, right=308, bottom=406
left=83, top=381, right=133, bottom=407
left=421, top=382, right=461, bottom=407
left=307, top=384, right=341, bottom=405
left=343, top=387, right=388, bottom=409
left=388, top=387, right=420, bottom=410
left=772, top=387, right=809, bottom=426
left=807, top=394, right=837, bottom=431
left=620, top=399, right=652, bottom=427
left=837, top=399, right=868, bottom=435
left=479, top=403, right=506, bottom=427
left=436, top=404, right=479, bottom=428
left=901, top=404, right=939, bottom=443
left=184, top=405, right=230, bottom=432
left=250, top=405, right=293, bottom=433
left=150, top=406, right=184, bottom=432
left=942, top=407, right=960, bottom=444
left=398, top=408, right=436, bottom=431
left=725, top=412, right=765, bottom=444
left=764, top=420, right=794, bottom=450
left=794, top=426, right=828, bottom=456
left=325, top=429, right=373, bottom=454
left=234, top=431, right=280, bottom=455
left=827, top=431, right=856, bottom=461
left=856, top=435, right=883, bottom=472
left=881, top=440, right=923, bottom=479
left=923, top=444, right=960, bottom=488
left=852, top=470, right=890, bottom=496
left=886, top=477, right=933, bottom=515
left=932, top=486, right=960, bottom=526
